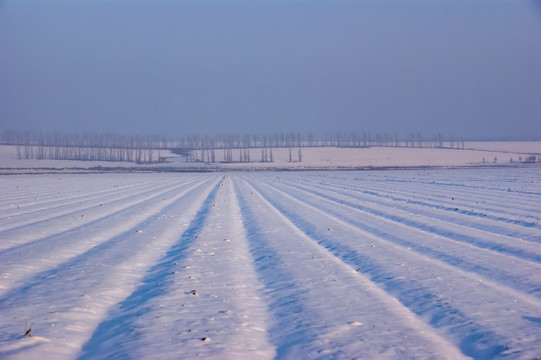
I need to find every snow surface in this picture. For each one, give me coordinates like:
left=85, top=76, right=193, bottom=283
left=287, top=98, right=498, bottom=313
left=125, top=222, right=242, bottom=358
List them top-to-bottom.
left=0, top=168, right=540, bottom=359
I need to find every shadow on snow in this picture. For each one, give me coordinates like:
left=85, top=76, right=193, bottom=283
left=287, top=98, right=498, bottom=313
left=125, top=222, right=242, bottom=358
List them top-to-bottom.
left=78, top=180, right=221, bottom=359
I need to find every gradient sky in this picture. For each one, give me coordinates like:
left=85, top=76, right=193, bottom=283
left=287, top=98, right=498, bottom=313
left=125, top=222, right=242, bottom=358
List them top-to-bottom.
left=1, top=0, right=540, bottom=139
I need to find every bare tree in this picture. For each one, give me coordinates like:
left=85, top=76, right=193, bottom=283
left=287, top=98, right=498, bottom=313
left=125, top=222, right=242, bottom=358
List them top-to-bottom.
left=448, top=135, right=455, bottom=149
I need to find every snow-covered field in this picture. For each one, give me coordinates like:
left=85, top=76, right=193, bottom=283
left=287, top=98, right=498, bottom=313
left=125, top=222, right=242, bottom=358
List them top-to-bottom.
left=1, top=142, right=539, bottom=172
left=0, top=168, right=540, bottom=359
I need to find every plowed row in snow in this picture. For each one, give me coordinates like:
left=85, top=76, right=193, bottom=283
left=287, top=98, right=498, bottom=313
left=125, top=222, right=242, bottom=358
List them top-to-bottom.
left=0, top=168, right=540, bottom=359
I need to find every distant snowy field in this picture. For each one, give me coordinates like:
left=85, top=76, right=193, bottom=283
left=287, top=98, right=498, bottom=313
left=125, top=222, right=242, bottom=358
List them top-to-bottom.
left=1, top=142, right=539, bottom=171
left=0, top=168, right=540, bottom=359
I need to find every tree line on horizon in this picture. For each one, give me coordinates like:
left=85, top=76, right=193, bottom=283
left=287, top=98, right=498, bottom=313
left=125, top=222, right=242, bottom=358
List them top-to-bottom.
left=1, top=130, right=465, bottom=164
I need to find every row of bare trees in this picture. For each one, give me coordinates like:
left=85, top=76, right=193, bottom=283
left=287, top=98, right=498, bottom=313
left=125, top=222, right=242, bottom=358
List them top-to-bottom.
left=1, top=130, right=465, bottom=164
left=2, top=130, right=164, bottom=163
left=2, top=130, right=465, bottom=150
left=2, top=130, right=172, bottom=149
left=173, top=131, right=464, bottom=150
left=180, top=131, right=462, bottom=163
left=15, top=145, right=161, bottom=163
left=186, top=147, right=304, bottom=164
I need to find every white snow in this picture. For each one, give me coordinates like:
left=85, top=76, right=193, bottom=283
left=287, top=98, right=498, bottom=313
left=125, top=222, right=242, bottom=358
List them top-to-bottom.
left=0, top=167, right=540, bottom=359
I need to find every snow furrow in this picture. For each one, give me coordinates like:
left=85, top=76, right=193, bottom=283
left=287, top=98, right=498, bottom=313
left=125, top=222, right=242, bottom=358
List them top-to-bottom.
left=0, top=169, right=539, bottom=359
left=363, top=169, right=541, bottom=197
left=309, top=171, right=540, bottom=223
left=0, top=174, right=161, bottom=212
left=292, top=175, right=541, bottom=235
left=0, top=176, right=222, bottom=359
left=0, top=176, right=184, bottom=223
left=0, top=176, right=207, bottom=252
left=79, top=176, right=275, bottom=359
left=245, top=176, right=541, bottom=358
left=279, top=176, right=541, bottom=243
left=0, top=177, right=218, bottom=297
left=0, top=177, right=201, bottom=233
left=253, top=177, right=541, bottom=307
left=236, top=178, right=467, bottom=359
left=273, top=178, right=541, bottom=262
left=265, top=179, right=541, bottom=297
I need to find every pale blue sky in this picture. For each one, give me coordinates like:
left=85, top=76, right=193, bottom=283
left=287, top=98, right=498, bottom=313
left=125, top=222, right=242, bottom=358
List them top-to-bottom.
left=1, top=0, right=540, bottom=139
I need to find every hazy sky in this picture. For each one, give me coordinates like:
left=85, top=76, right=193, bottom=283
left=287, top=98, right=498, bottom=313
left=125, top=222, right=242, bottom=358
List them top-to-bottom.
left=1, top=0, right=540, bottom=139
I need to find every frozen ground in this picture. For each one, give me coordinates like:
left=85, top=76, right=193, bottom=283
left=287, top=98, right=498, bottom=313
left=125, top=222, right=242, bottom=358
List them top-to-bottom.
left=0, top=168, right=540, bottom=359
